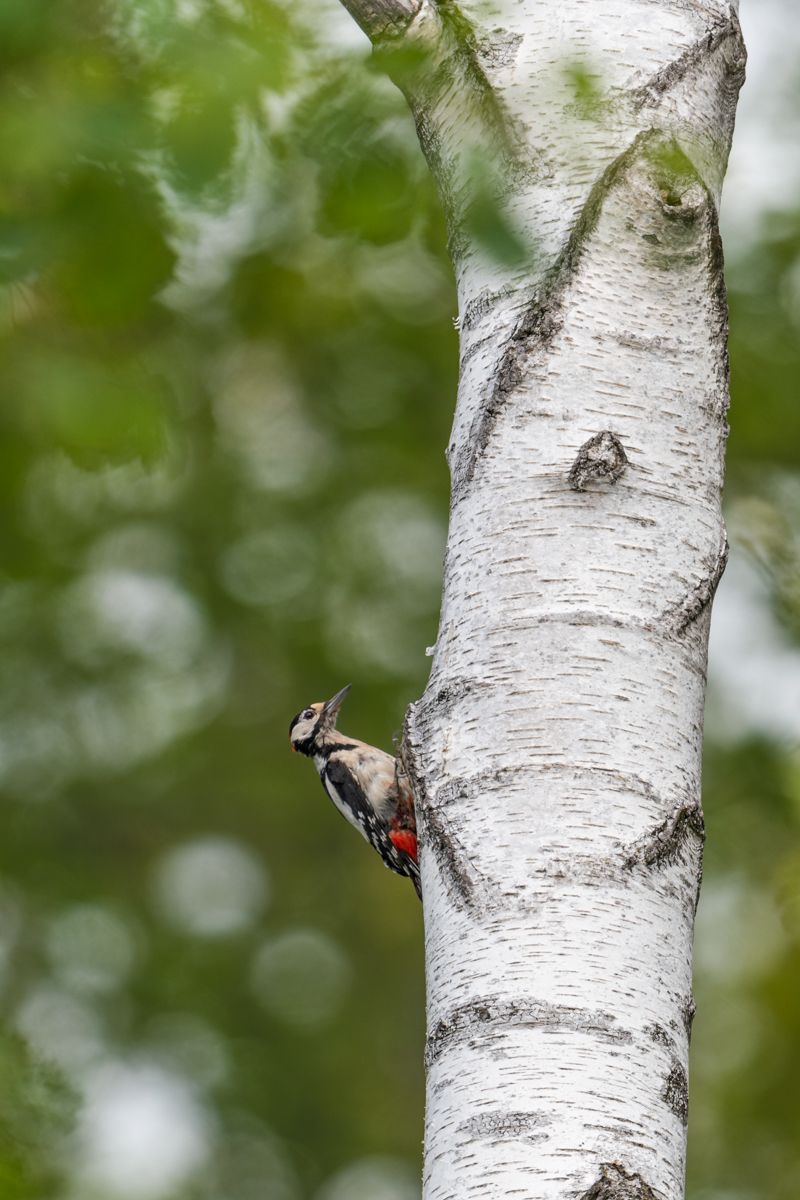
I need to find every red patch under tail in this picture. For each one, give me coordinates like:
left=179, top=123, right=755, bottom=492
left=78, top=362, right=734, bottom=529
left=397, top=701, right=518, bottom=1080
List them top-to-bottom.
left=389, top=829, right=418, bottom=862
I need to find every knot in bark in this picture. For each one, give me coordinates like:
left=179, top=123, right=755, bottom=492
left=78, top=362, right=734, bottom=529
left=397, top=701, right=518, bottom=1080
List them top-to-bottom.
left=568, top=430, right=629, bottom=491
left=663, top=1062, right=689, bottom=1125
left=579, top=1162, right=658, bottom=1200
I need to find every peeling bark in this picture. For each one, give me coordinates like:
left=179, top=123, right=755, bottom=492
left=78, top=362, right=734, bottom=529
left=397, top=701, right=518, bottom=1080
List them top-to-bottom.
left=337, top=1, right=744, bottom=1198
left=458, top=1109, right=550, bottom=1141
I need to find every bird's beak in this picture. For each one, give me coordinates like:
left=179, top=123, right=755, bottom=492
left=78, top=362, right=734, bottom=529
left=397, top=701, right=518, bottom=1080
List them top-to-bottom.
left=322, top=684, right=351, bottom=725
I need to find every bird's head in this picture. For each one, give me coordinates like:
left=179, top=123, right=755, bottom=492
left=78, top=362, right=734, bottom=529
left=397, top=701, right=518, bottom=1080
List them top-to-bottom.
left=289, top=684, right=351, bottom=756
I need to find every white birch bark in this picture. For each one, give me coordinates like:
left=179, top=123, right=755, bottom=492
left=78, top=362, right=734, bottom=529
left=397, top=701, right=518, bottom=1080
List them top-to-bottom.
left=336, top=2, right=745, bottom=1198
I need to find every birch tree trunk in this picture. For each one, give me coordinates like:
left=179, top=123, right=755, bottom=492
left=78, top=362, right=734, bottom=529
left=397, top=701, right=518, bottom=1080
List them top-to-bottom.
left=336, top=2, right=745, bottom=1197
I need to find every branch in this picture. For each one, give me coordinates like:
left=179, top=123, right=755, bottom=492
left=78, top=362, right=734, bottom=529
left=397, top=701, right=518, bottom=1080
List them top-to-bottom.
left=338, top=0, right=423, bottom=41
left=338, top=0, right=523, bottom=261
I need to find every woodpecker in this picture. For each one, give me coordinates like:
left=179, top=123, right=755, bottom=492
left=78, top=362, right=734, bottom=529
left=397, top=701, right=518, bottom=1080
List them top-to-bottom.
left=289, top=685, right=420, bottom=898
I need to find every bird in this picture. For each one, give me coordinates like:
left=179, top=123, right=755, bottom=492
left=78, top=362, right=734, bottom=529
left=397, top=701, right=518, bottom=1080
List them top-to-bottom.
left=289, top=685, right=420, bottom=898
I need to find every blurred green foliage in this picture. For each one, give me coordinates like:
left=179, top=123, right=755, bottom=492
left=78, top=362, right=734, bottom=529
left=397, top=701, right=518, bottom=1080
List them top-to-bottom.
left=0, top=3, right=798, bottom=1200
left=0, top=1032, right=75, bottom=1199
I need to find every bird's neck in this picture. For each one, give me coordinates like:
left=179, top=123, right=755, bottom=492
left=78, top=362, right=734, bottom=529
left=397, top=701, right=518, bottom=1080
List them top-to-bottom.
left=309, top=728, right=357, bottom=760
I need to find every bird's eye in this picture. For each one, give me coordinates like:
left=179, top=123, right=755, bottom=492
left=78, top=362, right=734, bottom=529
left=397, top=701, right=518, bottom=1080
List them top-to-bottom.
left=304, top=709, right=315, bottom=719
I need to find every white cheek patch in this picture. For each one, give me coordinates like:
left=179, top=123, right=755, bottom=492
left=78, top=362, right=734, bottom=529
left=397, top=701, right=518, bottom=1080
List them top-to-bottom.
left=292, top=717, right=318, bottom=743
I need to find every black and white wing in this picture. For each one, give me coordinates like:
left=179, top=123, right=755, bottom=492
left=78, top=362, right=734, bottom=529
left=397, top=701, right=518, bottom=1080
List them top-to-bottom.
left=322, top=754, right=409, bottom=879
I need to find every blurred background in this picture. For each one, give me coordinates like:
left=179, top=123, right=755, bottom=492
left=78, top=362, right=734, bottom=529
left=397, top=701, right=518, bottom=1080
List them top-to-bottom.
left=0, top=1, right=797, bottom=1198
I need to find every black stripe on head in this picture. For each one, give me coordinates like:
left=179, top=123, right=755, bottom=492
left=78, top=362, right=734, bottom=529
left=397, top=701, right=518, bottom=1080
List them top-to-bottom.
left=289, top=705, right=323, bottom=756
left=289, top=705, right=318, bottom=735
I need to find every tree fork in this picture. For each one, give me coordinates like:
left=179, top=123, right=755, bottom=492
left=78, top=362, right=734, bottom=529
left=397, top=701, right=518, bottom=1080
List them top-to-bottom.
left=341, top=2, right=745, bottom=1198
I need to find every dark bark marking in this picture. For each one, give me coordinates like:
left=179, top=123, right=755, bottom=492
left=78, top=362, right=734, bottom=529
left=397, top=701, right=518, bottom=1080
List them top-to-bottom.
left=632, top=9, right=746, bottom=110
left=474, top=28, right=524, bottom=72
left=409, top=107, right=446, bottom=189
left=452, top=129, right=661, bottom=500
left=704, top=198, right=733, bottom=428
left=460, top=284, right=529, bottom=335
left=456, top=305, right=561, bottom=494
left=611, top=330, right=682, bottom=354
left=458, top=331, right=495, bottom=370
left=568, top=430, right=629, bottom=492
left=665, top=531, right=729, bottom=635
left=519, top=609, right=647, bottom=630
left=428, top=675, right=477, bottom=712
left=399, top=701, right=428, bottom=806
left=400, top=709, right=482, bottom=911
left=535, top=763, right=669, bottom=805
left=525, top=765, right=705, bottom=886
left=434, top=766, right=513, bottom=808
left=622, top=797, right=705, bottom=870
left=418, top=803, right=479, bottom=911
left=682, top=994, right=697, bottom=1039
left=426, top=996, right=633, bottom=1068
left=644, top=1022, right=673, bottom=1050
left=663, top=1061, right=689, bottom=1125
left=459, top=1108, right=550, bottom=1141
left=578, top=1162, right=659, bottom=1200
